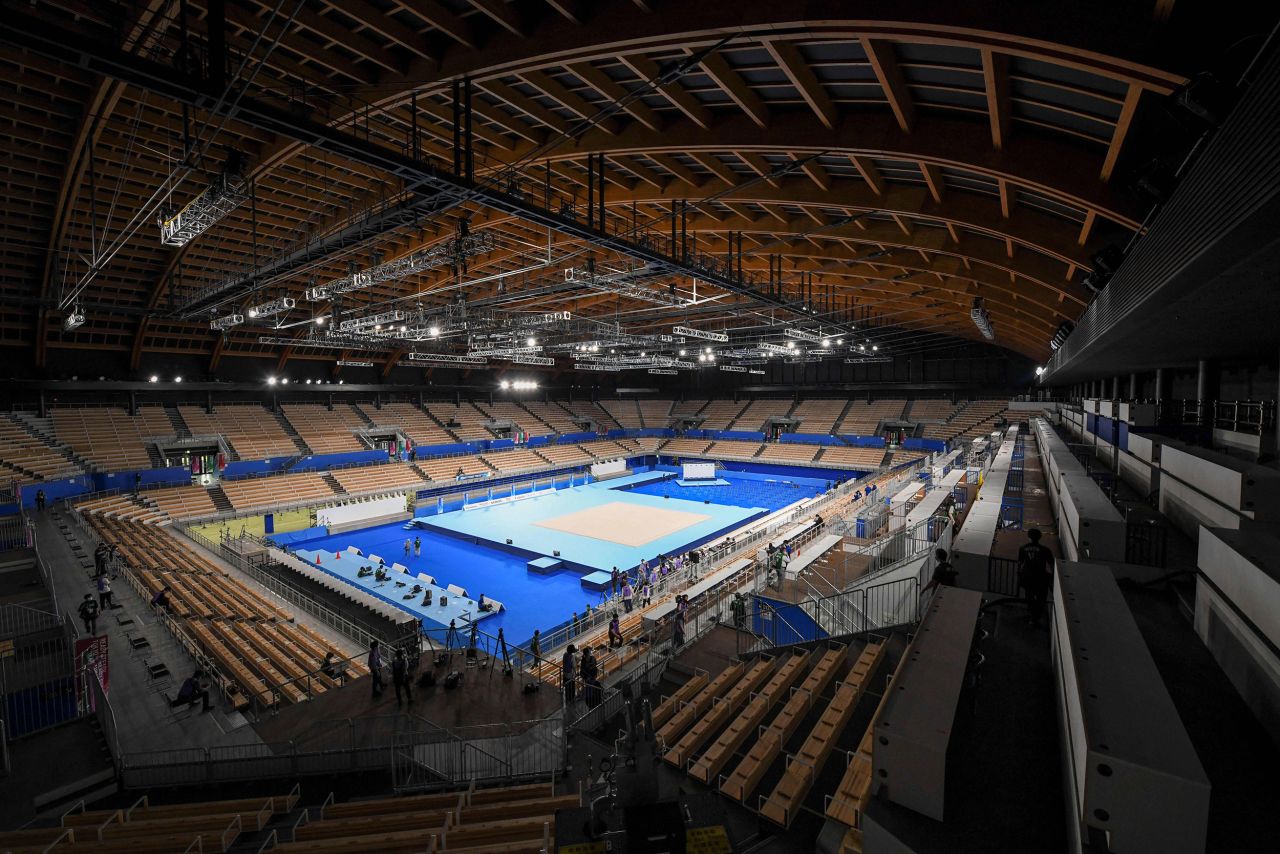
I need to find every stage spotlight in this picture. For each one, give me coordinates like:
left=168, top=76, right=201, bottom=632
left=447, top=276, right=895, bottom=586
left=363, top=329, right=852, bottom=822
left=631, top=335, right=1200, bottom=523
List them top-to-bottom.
left=174, top=376, right=183, bottom=383
left=267, top=376, right=278, bottom=386
left=281, top=378, right=289, bottom=385
left=500, top=380, right=511, bottom=390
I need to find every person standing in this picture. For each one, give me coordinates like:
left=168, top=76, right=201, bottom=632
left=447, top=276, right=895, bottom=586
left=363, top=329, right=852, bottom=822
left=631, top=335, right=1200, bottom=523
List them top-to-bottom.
left=35, top=489, right=45, bottom=512
left=1018, top=529, right=1055, bottom=627
left=414, top=536, right=422, bottom=557
left=404, top=538, right=411, bottom=558
left=921, top=548, right=958, bottom=597
left=610, top=567, right=619, bottom=597
left=97, top=575, right=113, bottom=610
left=621, top=578, right=634, bottom=613
left=78, top=593, right=100, bottom=635
left=569, top=611, right=578, bottom=639
left=673, top=612, right=686, bottom=648
left=608, top=613, right=623, bottom=648
left=529, top=629, right=542, bottom=678
left=368, top=640, right=385, bottom=698
left=561, top=644, right=577, bottom=705
left=392, top=647, right=412, bottom=706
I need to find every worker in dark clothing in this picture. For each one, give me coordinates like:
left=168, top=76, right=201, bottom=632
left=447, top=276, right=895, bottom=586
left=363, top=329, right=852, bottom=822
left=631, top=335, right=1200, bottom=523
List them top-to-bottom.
left=1018, top=528, right=1055, bottom=626
left=922, top=548, right=958, bottom=597
left=562, top=644, right=577, bottom=705
left=392, top=647, right=412, bottom=706
left=171, top=669, right=212, bottom=712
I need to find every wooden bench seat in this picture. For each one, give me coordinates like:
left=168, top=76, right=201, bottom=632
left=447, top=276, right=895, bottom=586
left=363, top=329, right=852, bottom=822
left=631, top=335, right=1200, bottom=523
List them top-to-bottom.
left=759, top=642, right=885, bottom=827
left=720, top=645, right=845, bottom=802
left=689, top=649, right=810, bottom=784
left=664, top=657, right=775, bottom=770
left=657, top=662, right=745, bottom=748
left=650, top=672, right=708, bottom=731
left=321, top=782, right=554, bottom=821
left=271, top=816, right=552, bottom=852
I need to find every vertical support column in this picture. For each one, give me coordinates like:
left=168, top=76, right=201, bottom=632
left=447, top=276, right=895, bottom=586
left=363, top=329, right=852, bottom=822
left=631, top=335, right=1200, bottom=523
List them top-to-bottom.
left=1197, top=359, right=1209, bottom=426
left=1129, top=373, right=1138, bottom=400
left=1113, top=375, right=1121, bottom=399
left=129, top=390, right=137, bottom=417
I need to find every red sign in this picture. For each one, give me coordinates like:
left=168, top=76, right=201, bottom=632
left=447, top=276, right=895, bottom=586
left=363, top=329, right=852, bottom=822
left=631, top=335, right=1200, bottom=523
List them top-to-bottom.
left=74, top=635, right=110, bottom=710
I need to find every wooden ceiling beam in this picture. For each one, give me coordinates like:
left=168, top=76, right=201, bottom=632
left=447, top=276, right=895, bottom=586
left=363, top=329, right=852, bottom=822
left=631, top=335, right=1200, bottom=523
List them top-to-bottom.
left=862, top=38, right=916, bottom=133
left=764, top=40, right=838, bottom=130
left=981, top=49, right=1011, bottom=151
left=699, top=51, right=769, bottom=129
left=618, top=53, right=712, bottom=131
left=569, top=62, right=663, bottom=132
left=1100, top=84, right=1142, bottom=181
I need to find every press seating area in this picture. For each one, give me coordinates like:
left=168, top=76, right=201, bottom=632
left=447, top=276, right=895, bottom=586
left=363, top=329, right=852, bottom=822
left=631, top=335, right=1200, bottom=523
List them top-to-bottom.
left=731, top=398, right=793, bottom=430
left=599, top=399, right=641, bottom=428
left=637, top=399, right=673, bottom=428
left=698, top=399, right=749, bottom=430
left=791, top=399, right=847, bottom=435
left=523, top=400, right=579, bottom=433
left=836, top=400, right=906, bottom=435
left=360, top=402, right=453, bottom=446
left=424, top=402, right=492, bottom=441
left=180, top=404, right=297, bottom=459
left=281, top=404, right=365, bottom=454
left=52, top=406, right=170, bottom=470
left=0, top=416, right=80, bottom=482
left=704, top=440, right=763, bottom=459
left=758, top=443, right=820, bottom=463
left=819, top=447, right=887, bottom=469
left=480, top=448, right=546, bottom=474
left=415, top=454, right=492, bottom=482
left=330, top=462, right=426, bottom=494
left=221, top=472, right=338, bottom=513
left=141, top=484, right=219, bottom=521
left=87, top=515, right=364, bottom=710
left=269, top=781, right=573, bottom=852
left=14, top=789, right=303, bottom=854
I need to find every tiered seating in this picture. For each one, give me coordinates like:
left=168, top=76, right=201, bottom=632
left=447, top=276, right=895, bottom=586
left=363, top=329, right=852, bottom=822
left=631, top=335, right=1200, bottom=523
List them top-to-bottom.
left=731, top=398, right=793, bottom=430
left=598, top=399, right=641, bottom=428
left=637, top=399, right=673, bottom=428
left=670, top=399, right=708, bottom=420
left=698, top=399, right=749, bottom=430
left=792, top=399, right=848, bottom=435
left=835, top=399, right=906, bottom=435
left=907, top=399, right=959, bottom=422
left=951, top=399, right=1009, bottom=440
left=424, top=401, right=492, bottom=441
left=480, top=401, right=550, bottom=435
left=523, top=401, right=579, bottom=433
left=360, top=402, right=454, bottom=447
left=589, top=402, right=620, bottom=431
left=180, top=404, right=297, bottom=459
left=280, top=404, right=365, bottom=454
left=51, top=406, right=171, bottom=470
left=0, top=416, right=80, bottom=482
left=628, top=437, right=665, bottom=453
left=663, top=438, right=713, bottom=456
left=575, top=439, right=634, bottom=459
left=704, top=440, right=763, bottom=459
left=535, top=443, right=596, bottom=465
left=758, top=443, right=819, bottom=463
left=820, top=447, right=887, bottom=469
left=480, top=448, right=546, bottom=473
left=888, top=450, right=926, bottom=467
left=415, top=454, right=491, bottom=482
left=330, top=463, right=426, bottom=494
left=222, top=472, right=337, bottom=512
left=142, top=484, right=219, bottom=520
left=75, top=494, right=165, bottom=524
left=87, top=515, right=366, bottom=711
left=759, top=641, right=885, bottom=827
left=721, top=645, right=845, bottom=802
left=689, top=649, right=810, bottom=784
left=825, top=653, right=899, bottom=847
left=664, top=657, right=775, bottom=769
left=657, top=662, right=747, bottom=749
left=274, top=782, right=573, bottom=853
left=45, top=789, right=300, bottom=854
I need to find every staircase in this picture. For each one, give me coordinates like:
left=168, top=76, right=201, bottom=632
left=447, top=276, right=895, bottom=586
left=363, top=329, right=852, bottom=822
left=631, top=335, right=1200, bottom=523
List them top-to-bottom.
left=832, top=399, right=855, bottom=435
left=946, top=400, right=969, bottom=423
left=352, top=403, right=376, bottom=427
left=421, top=404, right=462, bottom=442
left=164, top=405, right=191, bottom=438
left=272, top=409, right=312, bottom=455
left=10, top=412, right=92, bottom=474
left=145, top=444, right=164, bottom=468
left=880, top=450, right=894, bottom=467
left=321, top=473, right=344, bottom=495
left=208, top=484, right=233, bottom=514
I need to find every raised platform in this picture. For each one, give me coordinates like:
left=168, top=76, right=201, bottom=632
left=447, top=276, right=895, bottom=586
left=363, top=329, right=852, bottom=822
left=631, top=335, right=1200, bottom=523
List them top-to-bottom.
left=675, top=477, right=731, bottom=487
left=528, top=556, right=563, bottom=574
left=580, top=570, right=612, bottom=591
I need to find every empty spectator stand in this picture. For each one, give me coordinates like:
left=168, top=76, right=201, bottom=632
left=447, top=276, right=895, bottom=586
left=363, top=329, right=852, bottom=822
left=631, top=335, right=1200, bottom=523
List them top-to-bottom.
left=598, top=399, right=642, bottom=429
left=637, top=399, right=674, bottom=428
left=670, top=399, right=709, bottom=423
left=731, top=399, right=794, bottom=430
left=791, top=399, right=849, bottom=435
left=906, top=399, right=960, bottom=423
left=477, top=400, right=551, bottom=435
left=698, top=400, right=750, bottom=430
left=835, top=400, right=906, bottom=436
left=424, top=401, right=493, bottom=441
left=522, top=401, right=579, bottom=434
left=358, top=402, right=454, bottom=447
left=179, top=404, right=297, bottom=459
left=280, top=404, right=366, bottom=454
left=51, top=405, right=171, bottom=470
left=0, top=416, right=80, bottom=483
left=662, top=438, right=714, bottom=456
left=703, top=440, right=764, bottom=459
left=534, top=443, right=596, bottom=466
left=758, top=443, right=820, bottom=463
left=817, top=447, right=887, bottom=470
left=480, top=448, right=547, bottom=474
left=887, top=450, right=927, bottom=468
left=415, top=454, right=492, bottom=482
left=329, top=462, right=427, bottom=494
left=221, top=472, right=339, bottom=513
left=140, top=484, right=220, bottom=521
left=75, top=493, right=167, bottom=525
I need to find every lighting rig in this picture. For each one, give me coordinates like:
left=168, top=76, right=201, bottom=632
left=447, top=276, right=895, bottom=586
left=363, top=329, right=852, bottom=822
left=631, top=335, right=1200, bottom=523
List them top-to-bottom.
left=158, top=153, right=250, bottom=247
left=304, top=229, right=498, bottom=301
left=564, top=263, right=685, bottom=307
left=970, top=297, right=995, bottom=340
left=210, top=313, right=245, bottom=332
left=672, top=325, right=728, bottom=342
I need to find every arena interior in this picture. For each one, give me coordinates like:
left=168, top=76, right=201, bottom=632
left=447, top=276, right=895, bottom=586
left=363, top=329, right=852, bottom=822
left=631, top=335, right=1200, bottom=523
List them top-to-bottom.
left=1, top=2, right=1280, bottom=852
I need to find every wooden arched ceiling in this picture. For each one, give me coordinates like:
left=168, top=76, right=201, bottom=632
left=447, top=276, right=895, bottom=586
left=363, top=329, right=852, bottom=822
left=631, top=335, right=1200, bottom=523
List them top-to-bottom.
left=0, top=0, right=1248, bottom=371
